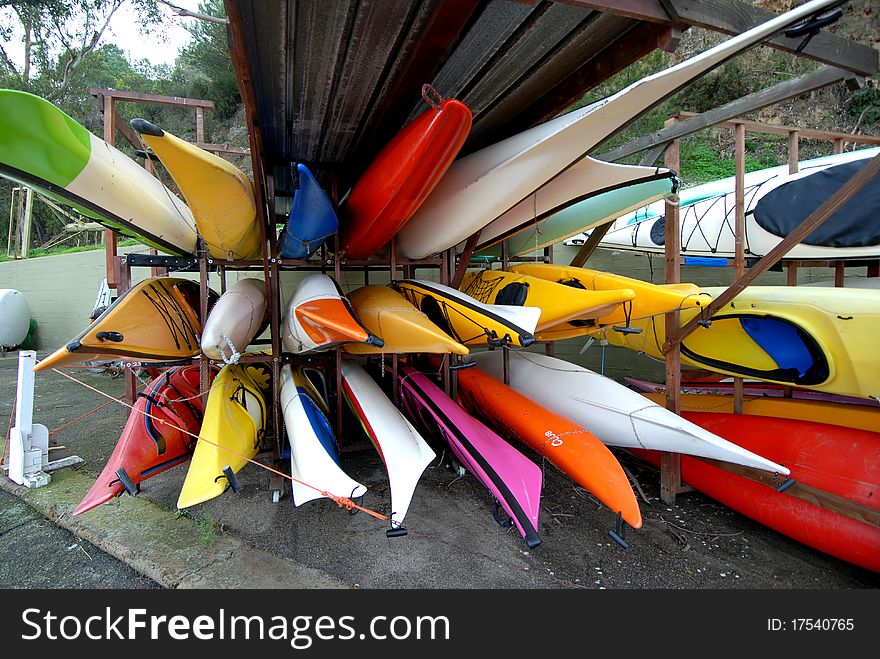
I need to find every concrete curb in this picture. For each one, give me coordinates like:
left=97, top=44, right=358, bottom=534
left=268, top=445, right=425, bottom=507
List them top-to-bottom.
left=0, top=468, right=349, bottom=589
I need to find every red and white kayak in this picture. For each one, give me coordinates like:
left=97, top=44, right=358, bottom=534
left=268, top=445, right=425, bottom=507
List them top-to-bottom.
left=340, top=361, right=435, bottom=532
left=74, top=365, right=210, bottom=515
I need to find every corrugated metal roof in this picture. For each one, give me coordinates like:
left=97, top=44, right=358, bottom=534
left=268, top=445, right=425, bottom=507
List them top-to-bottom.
left=228, top=0, right=669, bottom=203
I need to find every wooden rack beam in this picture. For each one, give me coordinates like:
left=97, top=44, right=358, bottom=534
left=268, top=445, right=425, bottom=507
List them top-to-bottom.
left=559, top=0, right=879, bottom=76
left=599, top=65, right=854, bottom=163
left=675, top=112, right=880, bottom=144
left=661, top=118, right=685, bottom=504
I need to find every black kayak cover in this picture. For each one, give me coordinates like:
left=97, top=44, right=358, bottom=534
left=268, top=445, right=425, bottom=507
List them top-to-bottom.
left=753, top=157, right=880, bottom=248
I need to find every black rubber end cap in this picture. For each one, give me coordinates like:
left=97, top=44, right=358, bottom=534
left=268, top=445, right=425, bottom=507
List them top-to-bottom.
left=130, top=118, right=164, bottom=137
left=367, top=334, right=385, bottom=348
left=520, top=335, right=536, bottom=347
left=386, top=526, right=408, bottom=538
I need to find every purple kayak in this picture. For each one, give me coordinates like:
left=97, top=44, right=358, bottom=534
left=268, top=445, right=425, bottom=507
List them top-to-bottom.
left=398, top=366, right=542, bottom=548
left=625, top=376, right=880, bottom=408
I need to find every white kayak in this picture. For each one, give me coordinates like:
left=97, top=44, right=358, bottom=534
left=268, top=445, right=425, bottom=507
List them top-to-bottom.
left=395, top=0, right=840, bottom=259
left=0, top=90, right=198, bottom=255
left=566, top=147, right=880, bottom=243
left=597, top=147, right=880, bottom=259
left=475, top=158, right=677, bottom=255
left=282, top=274, right=381, bottom=353
left=201, top=278, right=267, bottom=362
left=0, top=289, right=30, bottom=349
left=470, top=350, right=789, bottom=475
left=340, top=360, right=435, bottom=532
left=280, top=365, right=367, bottom=506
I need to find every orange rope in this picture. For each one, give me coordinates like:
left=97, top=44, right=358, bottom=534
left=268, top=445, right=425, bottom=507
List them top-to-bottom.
left=40, top=358, right=387, bottom=522
left=1, top=391, right=16, bottom=466
left=48, top=398, right=122, bottom=437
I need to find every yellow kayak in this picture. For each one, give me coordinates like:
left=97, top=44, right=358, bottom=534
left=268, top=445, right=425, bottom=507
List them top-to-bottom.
left=131, top=119, right=262, bottom=261
left=509, top=263, right=710, bottom=342
left=459, top=269, right=634, bottom=331
left=34, top=277, right=209, bottom=372
left=393, top=279, right=539, bottom=348
left=345, top=285, right=468, bottom=355
left=607, top=286, right=880, bottom=401
left=177, top=362, right=271, bottom=508
left=642, top=392, right=880, bottom=433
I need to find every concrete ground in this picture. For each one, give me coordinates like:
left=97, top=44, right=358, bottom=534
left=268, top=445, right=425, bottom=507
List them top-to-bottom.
left=0, top=352, right=877, bottom=589
left=0, top=489, right=159, bottom=589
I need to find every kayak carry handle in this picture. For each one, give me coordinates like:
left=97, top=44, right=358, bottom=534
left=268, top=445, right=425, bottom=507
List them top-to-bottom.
left=784, top=7, right=843, bottom=53
left=421, top=84, right=444, bottom=110
left=134, top=149, right=161, bottom=162
left=612, top=325, right=642, bottom=335
left=96, top=331, right=124, bottom=342
left=449, top=360, right=476, bottom=371
left=216, top=466, right=241, bottom=493
left=115, top=468, right=138, bottom=496
left=777, top=478, right=797, bottom=493
left=492, top=499, right=512, bottom=529
left=608, top=512, right=630, bottom=550
left=386, top=525, right=408, bottom=538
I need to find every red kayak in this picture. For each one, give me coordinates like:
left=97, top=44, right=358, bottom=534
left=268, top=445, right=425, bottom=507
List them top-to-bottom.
left=341, top=86, right=471, bottom=259
left=74, top=365, right=211, bottom=515
left=632, top=411, right=880, bottom=572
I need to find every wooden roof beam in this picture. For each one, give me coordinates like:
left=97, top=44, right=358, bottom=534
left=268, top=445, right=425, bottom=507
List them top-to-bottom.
left=554, top=0, right=878, bottom=76
left=465, top=19, right=675, bottom=152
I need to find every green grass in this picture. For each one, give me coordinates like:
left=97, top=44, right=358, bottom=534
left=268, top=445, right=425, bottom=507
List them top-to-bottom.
left=679, top=140, right=780, bottom=185
left=0, top=238, right=140, bottom=262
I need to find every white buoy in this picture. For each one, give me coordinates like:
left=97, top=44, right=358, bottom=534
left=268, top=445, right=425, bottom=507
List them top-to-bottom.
left=0, top=289, right=30, bottom=348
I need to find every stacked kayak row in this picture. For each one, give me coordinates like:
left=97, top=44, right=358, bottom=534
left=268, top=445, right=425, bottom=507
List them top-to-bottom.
left=0, top=2, right=837, bottom=263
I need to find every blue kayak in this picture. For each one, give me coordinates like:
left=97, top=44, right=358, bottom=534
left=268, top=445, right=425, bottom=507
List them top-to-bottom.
left=278, top=163, right=338, bottom=259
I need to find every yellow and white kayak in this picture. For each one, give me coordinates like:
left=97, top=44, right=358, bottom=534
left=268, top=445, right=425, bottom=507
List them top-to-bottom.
left=131, top=119, right=262, bottom=261
left=510, top=263, right=711, bottom=342
left=459, top=269, right=634, bottom=331
left=34, top=277, right=210, bottom=372
left=393, top=279, right=539, bottom=348
left=345, top=285, right=468, bottom=355
left=608, top=286, right=880, bottom=401
left=177, top=362, right=271, bottom=508
left=641, top=392, right=880, bottom=434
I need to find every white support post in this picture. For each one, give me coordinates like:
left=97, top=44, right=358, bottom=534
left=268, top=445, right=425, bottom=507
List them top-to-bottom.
left=7, top=350, right=50, bottom=487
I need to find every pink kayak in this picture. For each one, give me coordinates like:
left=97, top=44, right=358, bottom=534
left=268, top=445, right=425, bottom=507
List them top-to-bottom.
left=398, top=365, right=542, bottom=548
left=624, top=376, right=880, bottom=408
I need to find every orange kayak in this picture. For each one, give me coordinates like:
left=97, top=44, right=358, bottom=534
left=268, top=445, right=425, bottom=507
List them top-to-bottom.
left=455, top=362, right=642, bottom=531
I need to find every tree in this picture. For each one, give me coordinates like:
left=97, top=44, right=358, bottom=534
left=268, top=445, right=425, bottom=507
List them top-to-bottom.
left=0, top=0, right=160, bottom=100
left=175, top=0, right=238, bottom=120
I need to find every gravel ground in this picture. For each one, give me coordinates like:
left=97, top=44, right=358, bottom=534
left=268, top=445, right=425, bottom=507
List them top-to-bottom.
left=1, top=352, right=876, bottom=589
